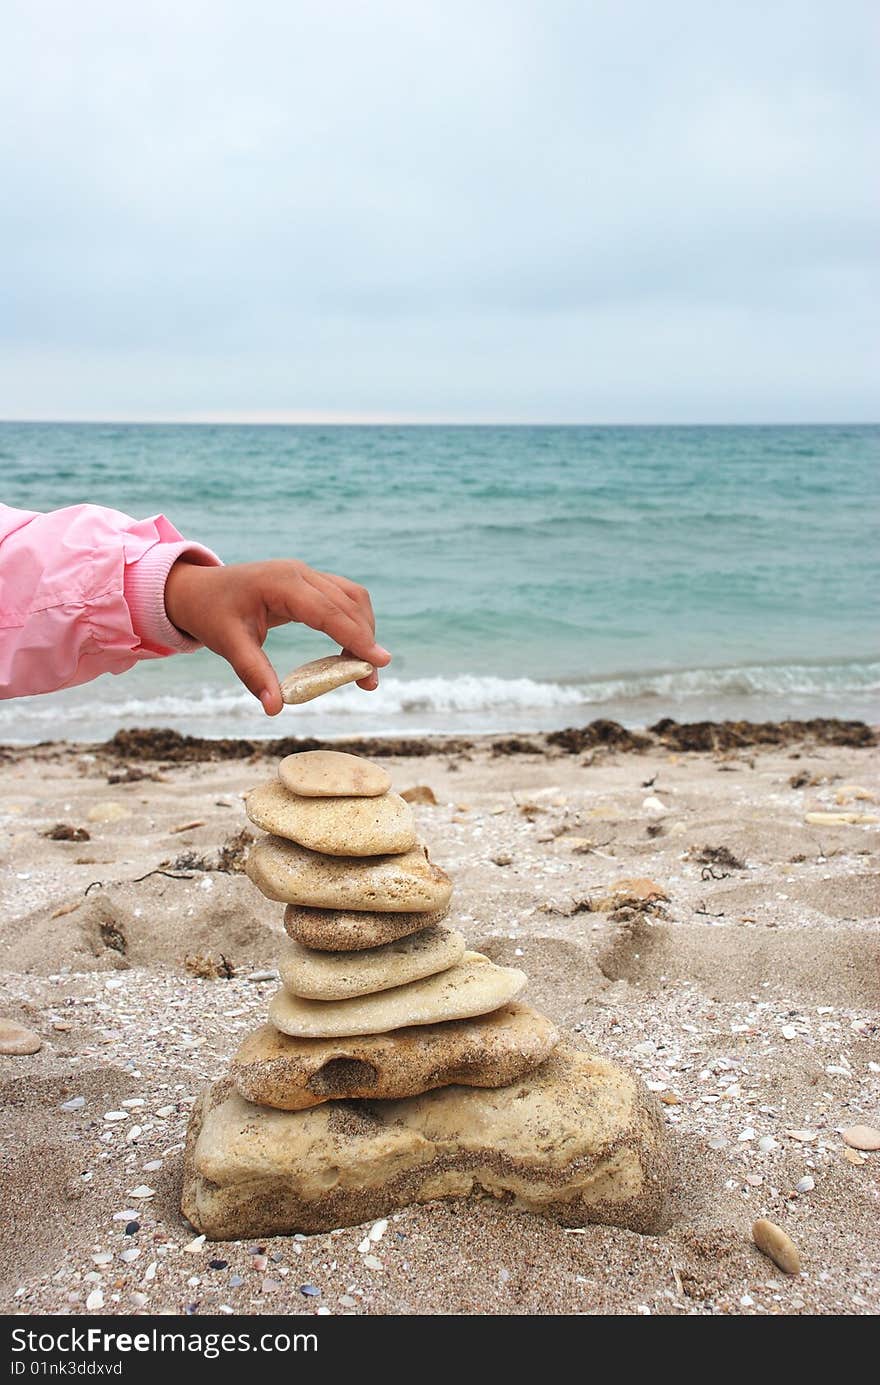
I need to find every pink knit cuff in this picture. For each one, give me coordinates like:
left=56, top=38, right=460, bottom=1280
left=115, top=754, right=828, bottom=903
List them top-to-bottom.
left=124, top=541, right=222, bottom=654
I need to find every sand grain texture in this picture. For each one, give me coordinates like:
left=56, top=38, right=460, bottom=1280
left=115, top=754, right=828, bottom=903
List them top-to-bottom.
left=0, top=731, right=877, bottom=1315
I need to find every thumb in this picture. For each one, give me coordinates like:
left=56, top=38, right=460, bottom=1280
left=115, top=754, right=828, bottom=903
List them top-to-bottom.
left=222, top=625, right=282, bottom=715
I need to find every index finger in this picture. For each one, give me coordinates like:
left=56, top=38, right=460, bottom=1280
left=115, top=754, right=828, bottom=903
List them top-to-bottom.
left=283, top=581, right=390, bottom=666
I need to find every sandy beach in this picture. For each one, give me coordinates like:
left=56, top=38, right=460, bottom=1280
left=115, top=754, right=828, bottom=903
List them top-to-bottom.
left=0, top=719, right=877, bottom=1317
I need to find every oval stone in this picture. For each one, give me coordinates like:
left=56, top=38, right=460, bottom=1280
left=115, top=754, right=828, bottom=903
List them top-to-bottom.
left=280, top=655, right=374, bottom=705
left=278, top=751, right=390, bottom=798
left=245, top=780, right=415, bottom=857
left=246, top=837, right=453, bottom=913
left=284, top=904, right=449, bottom=951
left=278, top=924, right=466, bottom=1000
left=268, top=952, right=526, bottom=1037
left=0, top=1019, right=43, bottom=1055
left=841, top=1125, right=880, bottom=1151
left=752, top=1218, right=801, bottom=1274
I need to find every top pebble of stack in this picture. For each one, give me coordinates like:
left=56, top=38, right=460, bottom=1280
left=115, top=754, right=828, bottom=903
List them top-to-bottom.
left=279, top=749, right=390, bottom=798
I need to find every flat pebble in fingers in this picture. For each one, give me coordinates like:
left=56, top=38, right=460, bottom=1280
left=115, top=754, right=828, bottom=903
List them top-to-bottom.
left=280, top=655, right=374, bottom=705
left=752, top=1218, right=801, bottom=1275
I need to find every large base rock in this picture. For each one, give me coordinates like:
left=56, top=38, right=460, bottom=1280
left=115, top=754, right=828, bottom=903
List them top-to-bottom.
left=182, top=1047, right=669, bottom=1239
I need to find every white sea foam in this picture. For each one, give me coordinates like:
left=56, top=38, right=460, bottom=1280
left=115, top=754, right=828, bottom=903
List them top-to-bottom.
left=0, top=660, right=877, bottom=743
left=573, top=660, right=880, bottom=704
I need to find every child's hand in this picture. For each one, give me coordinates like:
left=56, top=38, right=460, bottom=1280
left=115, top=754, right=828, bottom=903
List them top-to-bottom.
left=164, top=559, right=390, bottom=715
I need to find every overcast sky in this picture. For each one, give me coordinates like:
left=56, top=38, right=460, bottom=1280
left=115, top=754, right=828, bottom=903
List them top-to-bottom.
left=1, top=1, right=877, bottom=422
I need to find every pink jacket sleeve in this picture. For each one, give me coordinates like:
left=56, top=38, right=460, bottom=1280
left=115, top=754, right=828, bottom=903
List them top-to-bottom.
left=0, top=503, right=222, bottom=699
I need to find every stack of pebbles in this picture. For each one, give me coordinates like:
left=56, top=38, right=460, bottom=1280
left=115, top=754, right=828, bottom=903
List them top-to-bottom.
left=182, top=676, right=668, bottom=1241
left=234, top=750, right=560, bottom=1108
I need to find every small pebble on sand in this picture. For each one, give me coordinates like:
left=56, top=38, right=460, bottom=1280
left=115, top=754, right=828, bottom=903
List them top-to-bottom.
left=0, top=1019, right=42, bottom=1055
left=841, top=1125, right=880, bottom=1152
left=752, top=1219, right=801, bottom=1275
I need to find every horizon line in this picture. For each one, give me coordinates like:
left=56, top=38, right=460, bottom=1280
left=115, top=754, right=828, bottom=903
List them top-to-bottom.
left=1, top=415, right=878, bottom=428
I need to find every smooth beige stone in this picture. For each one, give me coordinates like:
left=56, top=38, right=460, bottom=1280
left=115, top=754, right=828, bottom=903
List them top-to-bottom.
left=280, top=655, right=374, bottom=705
left=278, top=750, right=390, bottom=798
left=245, top=780, right=415, bottom=857
left=246, top=837, right=453, bottom=913
left=284, top=904, right=448, bottom=951
left=278, top=924, right=466, bottom=1000
left=268, top=952, right=525, bottom=1037
left=231, top=1002, right=560, bottom=1109
left=0, top=1019, right=43, bottom=1055
left=182, top=1046, right=670, bottom=1238
left=841, top=1124, right=880, bottom=1151
left=752, top=1219, right=801, bottom=1275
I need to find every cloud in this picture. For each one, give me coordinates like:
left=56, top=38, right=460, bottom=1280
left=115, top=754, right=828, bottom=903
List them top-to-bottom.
left=1, top=0, right=877, bottom=419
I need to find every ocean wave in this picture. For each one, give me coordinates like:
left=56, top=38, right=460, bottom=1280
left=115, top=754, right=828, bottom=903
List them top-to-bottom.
left=573, top=659, right=880, bottom=704
left=0, top=660, right=877, bottom=735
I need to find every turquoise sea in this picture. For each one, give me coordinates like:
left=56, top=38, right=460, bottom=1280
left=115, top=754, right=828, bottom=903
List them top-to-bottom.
left=1, top=422, right=878, bottom=742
